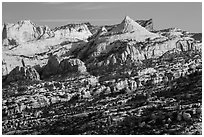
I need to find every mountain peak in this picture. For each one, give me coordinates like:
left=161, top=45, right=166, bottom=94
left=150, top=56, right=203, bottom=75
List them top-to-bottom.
left=109, top=16, right=154, bottom=35
left=123, top=16, right=132, bottom=21
left=124, top=16, right=131, bottom=20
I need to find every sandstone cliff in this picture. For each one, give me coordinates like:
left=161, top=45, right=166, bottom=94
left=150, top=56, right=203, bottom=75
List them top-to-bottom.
left=2, top=20, right=54, bottom=45
left=53, top=23, right=92, bottom=40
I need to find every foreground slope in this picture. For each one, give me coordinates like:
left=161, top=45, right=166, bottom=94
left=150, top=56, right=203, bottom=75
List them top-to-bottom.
left=2, top=51, right=202, bottom=134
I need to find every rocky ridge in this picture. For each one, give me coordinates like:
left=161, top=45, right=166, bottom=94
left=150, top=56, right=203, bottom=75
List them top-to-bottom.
left=73, top=16, right=200, bottom=77
left=107, top=16, right=155, bottom=36
left=53, top=23, right=92, bottom=40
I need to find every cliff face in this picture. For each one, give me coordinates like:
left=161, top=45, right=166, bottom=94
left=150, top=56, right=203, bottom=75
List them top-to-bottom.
left=2, top=20, right=54, bottom=45
left=2, top=20, right=93, bottom=46
left=2, top=21, right=92, bottom=75
left=53, top=23, right=92, bottom=40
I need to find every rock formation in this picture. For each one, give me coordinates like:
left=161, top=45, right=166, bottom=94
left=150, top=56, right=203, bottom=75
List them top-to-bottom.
left=2, top=16, right=201, bottom=79
left=73, top=16, right=199, bottom=77
left=75, top=16, right=161, bottom=74
left=107, top=16, right=155, bottom=36
left=104, top=18, right=154, bottom=32
left=136, top=18, right=154, bottom=31
left=2, top=20, right=54, bottom=45
left=84, top=22, right=101, bottom=35
left=53, top=23, right=92, bottom=40
left=88, top=26, right=108, bottom=40
left=41, top=54, right=60, bottom=78
left=59, top=58, right=87, bottom=74
left=2, top=59, right=8, bottom=76
left=6, top=66, right=40, bottom=82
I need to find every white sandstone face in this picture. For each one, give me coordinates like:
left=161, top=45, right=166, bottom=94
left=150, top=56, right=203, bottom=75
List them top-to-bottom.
left=107, top=16, right=158, bottom=40
left=2, top=20, right=90, bottom=75
left=3, top=20, right=54, bottom=45
left=53, top=24, right=92, bottom=40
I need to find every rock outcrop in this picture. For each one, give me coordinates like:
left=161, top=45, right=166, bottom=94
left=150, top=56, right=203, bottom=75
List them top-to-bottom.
left=77, top=16, right=159, bottom=62
left=107, top=16, right=155, bottom=36
left=75, top=17, right=161, bottom=72
left=104, top=18, right=154, bottom=32
left=84, top=19, right=154, bottom=37
left=136, top=19, right=154, bottom=31
left=2, top=20, right=54, bottom=45
left=84, top=22, right=101, bottom=35
left=53, top=23, right=92, bottom=40
left=88, top=26, right=108, bottom=40
left=157, top=28, right=190, bottom=39
left=2, top=29, right=87, bottom=76
left=87, top=40, right=146, bottom=69
left=41, top=54, right=60, bottom=78
left=59, top=58, right=87, bottom=74
left=2, top=60, right=8, bottom=77
left=2, top=60, right=9, bottom=81
left=6, top=66, right=40, bottom=82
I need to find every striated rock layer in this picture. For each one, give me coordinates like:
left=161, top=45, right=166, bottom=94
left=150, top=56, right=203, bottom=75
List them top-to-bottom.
left=53, top=23, right=92, bottom=40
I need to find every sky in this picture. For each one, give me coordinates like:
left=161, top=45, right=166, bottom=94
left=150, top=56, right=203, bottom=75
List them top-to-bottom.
left=2, top=2, right=202, bottom=32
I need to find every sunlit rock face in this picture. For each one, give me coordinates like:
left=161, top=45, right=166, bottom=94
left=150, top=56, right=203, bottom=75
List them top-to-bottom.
left=73, top=16, right=199, bottom=77
left=2, top=20, right=54, bottom=45
left=53, top=23, right=92, bottom=40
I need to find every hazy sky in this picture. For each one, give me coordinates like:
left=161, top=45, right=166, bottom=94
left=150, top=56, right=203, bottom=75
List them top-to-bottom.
left=2, top=2, right=202, bottom=32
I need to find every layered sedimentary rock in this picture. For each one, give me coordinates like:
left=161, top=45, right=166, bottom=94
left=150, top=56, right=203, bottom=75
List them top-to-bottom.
left=53, top=23, right=92, bottom=40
